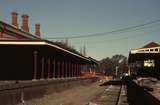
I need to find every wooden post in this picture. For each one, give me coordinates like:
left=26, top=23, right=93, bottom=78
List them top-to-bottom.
left=33, top=51, right=38, bottom=79
left=41, top=57, right=44, bottom=79
left=47, top=58, right=51, bottom=79
left=52, top=59, right=55, bottom=78
left=57, top=61, right=60, bottom=78
left=64, top=61, right=66, bottom=78
left=61, top=62, right=64, bottom=78
left=68, top=62, right=72, bottom=77
left=71, top=63, right=73, bottom=77
left=73, top=63, right=75, bottom=77
left=73, top=64, right=76, bottom=77
left=74, top=64, right=77, bottom=77
left=76, top=64, right=78, bottom=77
left=78, top=64, right=80, bottom=77
left=80, top=64, right=82, bottom=76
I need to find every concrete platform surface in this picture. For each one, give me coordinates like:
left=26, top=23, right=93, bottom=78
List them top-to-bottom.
left=17, top=82, right=106, bottom=105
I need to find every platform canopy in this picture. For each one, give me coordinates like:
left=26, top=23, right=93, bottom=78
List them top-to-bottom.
left=0, top=40, right=90, bottom=62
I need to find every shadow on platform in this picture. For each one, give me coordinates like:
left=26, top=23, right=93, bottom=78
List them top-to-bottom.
left=100, top=80, right=122, bottom=86
left=126, top=80, right=160, bottom=105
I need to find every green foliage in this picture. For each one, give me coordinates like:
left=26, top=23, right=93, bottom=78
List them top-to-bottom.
left=99, top=54, right=128, bottom=76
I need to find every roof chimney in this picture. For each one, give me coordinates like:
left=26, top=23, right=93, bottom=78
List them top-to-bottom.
left=11, top=11, right=18, bottom=28
left=21, top=14, right=29, bottom=32
left=35, top=23, right=41, bottom=37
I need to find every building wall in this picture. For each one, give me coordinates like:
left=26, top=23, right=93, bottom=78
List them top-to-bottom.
left=0, top=21, right=40, bottom=40
left=0, top=31, right=30, bottom=40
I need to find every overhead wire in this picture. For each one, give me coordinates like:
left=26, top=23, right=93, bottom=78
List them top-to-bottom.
left=44, top=19, right=160, bottom=39
left=47, top=22, right=160, bottom=45
left=76, top=25, right=160, bottom=45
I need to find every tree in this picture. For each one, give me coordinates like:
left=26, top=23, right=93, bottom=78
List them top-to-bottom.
left=99, top=54, right=127, bottom=77
left=100, top=57, right=114, bottom=75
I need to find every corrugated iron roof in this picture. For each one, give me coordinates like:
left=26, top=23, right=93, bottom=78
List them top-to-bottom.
left=142, top=42, right=160, bottom=48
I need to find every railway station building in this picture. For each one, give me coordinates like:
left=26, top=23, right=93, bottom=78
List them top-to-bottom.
left=0, top=11, right=97, bottom=80
left=128, top=42, right=160, bottom=78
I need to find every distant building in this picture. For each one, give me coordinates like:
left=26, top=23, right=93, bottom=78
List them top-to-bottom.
left=0, top=11, right=41, bottom=40
left=128, top=42, right=160, bottom=77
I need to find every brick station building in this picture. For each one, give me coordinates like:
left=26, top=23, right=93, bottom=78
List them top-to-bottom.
left=0, top=11, right=97, bottom=80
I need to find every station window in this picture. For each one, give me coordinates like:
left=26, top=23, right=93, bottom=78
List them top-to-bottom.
left=155, top=48, right=158, bottom=51
left=145, top=49, right=149, bottom=51
left=150, top=49, right=153, bottom=51
left=140, top=50, right=144, bottom=52
left=144, top=59, right=155, bottom=67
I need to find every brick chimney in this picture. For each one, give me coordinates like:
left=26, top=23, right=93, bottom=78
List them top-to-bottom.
left=11, top=11, right=18, bottom=28
left=21, top=14, right=29, bottom=32
left=35, top=23, right=41, bottom=37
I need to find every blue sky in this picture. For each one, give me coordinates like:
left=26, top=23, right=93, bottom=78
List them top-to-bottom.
left=1, top=0, right=160, bottom=60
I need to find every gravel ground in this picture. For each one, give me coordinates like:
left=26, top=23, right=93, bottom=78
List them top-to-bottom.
left=19, top=81, right=106, bottom=105
left=89, top=85, right=121, bottom=105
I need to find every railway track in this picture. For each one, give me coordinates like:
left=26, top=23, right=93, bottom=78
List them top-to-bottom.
left=88, top=80, right=125, bottom=105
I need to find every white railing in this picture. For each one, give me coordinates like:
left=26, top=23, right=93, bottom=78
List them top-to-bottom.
left=131, top=47, right=160, bottom=54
